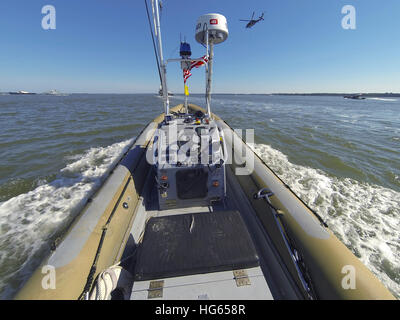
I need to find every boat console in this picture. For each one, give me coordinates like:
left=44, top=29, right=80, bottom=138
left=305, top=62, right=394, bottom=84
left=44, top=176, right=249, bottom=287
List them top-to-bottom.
left=153, top=112, right=226, bottom=210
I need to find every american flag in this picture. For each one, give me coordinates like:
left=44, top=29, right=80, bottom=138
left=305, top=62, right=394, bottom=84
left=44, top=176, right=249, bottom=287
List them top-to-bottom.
left=182, top=55, right=208, bottom=83
left=189, top=55, right=209, bottom=69
left=183, top=69, right=192, bottom=83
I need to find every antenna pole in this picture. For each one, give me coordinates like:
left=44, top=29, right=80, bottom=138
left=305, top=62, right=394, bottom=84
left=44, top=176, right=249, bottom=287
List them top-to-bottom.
left=153, top=0, right=170, bottom=116
left=205, top=30, right=213, bottom=118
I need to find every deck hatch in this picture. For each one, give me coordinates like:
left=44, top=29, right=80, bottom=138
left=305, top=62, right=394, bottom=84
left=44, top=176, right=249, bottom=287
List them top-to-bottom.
left=133, top=210, right=259, bottom=281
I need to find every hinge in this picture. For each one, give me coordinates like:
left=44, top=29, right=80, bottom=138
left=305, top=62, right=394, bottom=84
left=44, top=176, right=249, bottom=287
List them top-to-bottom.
left=233, top=269, right=251, bottom=287
left=148, top=280, right=164, bottom=299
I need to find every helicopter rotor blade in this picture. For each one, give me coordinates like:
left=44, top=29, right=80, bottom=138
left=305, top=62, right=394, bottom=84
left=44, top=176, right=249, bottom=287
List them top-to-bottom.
left=251, top=11, right=255, bottom=20
left=239, top=19, right=251, bottom=21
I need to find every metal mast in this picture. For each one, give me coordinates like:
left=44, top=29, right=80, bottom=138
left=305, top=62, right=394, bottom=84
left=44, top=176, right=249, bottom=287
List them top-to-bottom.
left=153, top=0, right=170, bottom=116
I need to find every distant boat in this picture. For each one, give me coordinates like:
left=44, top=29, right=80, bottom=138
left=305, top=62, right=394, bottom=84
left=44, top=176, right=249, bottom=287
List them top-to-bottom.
left=158, top=86, right=173, bottom=97
left=43, top=89, right=67, bottom=96
left=45, top=89, right=60, bottom=95
left=9, top=90, right=36, bottom=95
left=344, top=94, right=366, bottom=100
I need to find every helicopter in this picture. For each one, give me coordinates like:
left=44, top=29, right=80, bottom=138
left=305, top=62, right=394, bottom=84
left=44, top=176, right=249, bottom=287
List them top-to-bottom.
left=239, top=11, right=265, bottom=28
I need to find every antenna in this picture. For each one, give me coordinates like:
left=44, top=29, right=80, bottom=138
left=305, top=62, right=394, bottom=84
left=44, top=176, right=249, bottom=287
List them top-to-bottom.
left=195, top=14, right=228, bottom=118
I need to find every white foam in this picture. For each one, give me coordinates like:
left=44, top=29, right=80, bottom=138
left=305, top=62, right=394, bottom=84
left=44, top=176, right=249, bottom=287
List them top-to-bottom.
left=366, top=98, right=398, bottom=102
left=0, top=138, right=134, bottom=298
left=251, top=143, right=400, bottom=298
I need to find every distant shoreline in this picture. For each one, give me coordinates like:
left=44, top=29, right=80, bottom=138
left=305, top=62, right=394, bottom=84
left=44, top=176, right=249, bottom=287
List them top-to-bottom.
left=213, top=93, right=400, bottom=97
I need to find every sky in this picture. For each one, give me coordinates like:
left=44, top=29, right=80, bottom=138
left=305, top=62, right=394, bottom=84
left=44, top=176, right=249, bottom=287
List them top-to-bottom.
left=0, top=0, right=399, bottom=94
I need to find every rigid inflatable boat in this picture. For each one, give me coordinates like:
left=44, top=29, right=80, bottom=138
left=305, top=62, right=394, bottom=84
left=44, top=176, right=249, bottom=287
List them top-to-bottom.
left=14, top=2, right=395, bottom=300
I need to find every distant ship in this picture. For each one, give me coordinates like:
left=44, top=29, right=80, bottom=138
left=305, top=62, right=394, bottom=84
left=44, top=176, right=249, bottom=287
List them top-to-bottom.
left=9, top=90, right=36, bottom=95
left=344, top=94, right=366, bottom=100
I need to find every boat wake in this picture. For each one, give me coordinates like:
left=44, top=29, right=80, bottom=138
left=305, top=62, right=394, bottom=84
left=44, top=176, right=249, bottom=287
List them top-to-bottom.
left=0, top=138, right=134, bottom=298
left=251, top=143, right=400, bottom=298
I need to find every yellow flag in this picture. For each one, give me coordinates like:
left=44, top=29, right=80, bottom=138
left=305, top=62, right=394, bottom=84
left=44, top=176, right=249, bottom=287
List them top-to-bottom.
left=184, top=85, right=189, bottom=96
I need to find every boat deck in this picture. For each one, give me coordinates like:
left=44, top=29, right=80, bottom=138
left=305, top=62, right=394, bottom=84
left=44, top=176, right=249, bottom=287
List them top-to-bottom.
left=119, top=164, right=303, bottom=300
left=131, top=267, right=272, bottom=300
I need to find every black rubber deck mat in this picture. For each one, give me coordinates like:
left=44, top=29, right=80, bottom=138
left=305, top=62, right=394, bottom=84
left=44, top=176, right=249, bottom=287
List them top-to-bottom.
left=134, top=210, right=259, bottom=281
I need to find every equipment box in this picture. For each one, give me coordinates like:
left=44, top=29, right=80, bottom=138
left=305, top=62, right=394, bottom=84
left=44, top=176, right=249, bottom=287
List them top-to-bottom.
left=153, top=117, right=226, bottom=210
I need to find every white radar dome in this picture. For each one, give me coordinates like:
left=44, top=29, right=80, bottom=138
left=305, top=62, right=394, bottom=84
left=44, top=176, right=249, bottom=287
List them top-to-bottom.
left=195, top=13, right=228, bottom=45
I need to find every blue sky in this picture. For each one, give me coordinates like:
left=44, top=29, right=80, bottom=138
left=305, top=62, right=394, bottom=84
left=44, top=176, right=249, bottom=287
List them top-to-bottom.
left=0, top=0, right=399, bottom=93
